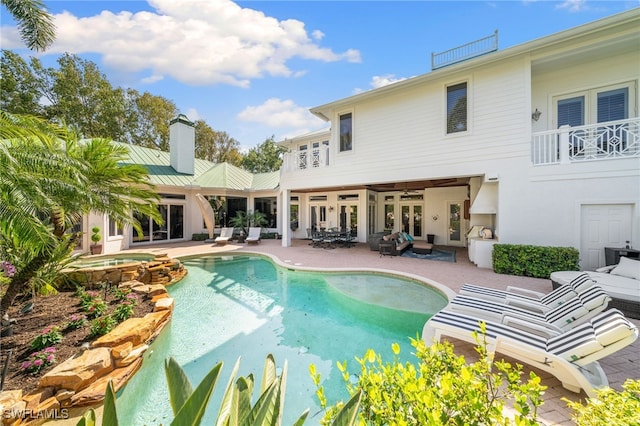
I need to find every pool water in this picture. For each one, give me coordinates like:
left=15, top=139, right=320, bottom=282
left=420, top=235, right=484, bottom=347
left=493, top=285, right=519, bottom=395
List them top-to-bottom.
left=116, top=255, right=448, bottom=425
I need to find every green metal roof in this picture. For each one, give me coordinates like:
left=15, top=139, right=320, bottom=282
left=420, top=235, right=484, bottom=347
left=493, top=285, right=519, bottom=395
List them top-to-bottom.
left=115, top=142, right=279, bottom=191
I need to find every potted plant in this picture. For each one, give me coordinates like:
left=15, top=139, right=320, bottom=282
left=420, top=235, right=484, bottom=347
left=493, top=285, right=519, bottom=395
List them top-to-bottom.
left=229, top=210, right=268, bottom=239
left=90, top=226, right=103, bottom=255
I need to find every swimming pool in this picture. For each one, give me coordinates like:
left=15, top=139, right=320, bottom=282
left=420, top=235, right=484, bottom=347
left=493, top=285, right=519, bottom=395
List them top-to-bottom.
left=115, top=255, right=448, bottom=424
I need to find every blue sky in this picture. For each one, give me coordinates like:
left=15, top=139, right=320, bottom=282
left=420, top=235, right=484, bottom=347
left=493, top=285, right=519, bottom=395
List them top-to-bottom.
left=1, top=0, right=637, bottom=150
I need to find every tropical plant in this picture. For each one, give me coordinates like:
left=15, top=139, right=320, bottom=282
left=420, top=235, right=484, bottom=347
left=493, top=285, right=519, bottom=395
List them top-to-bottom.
left=1, top=0, right=56, bottom=51
left=0, top=111, right=163, bottom=314
left=229, top=210, right=268, bottom=236
left=313, top=334, right=545, bottom=425
left=76, top=354, right=343, bottom=426
left=564, top=379, right=640, bottom=425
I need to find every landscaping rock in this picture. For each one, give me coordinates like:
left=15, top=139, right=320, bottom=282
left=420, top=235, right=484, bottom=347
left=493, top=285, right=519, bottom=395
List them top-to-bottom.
left=154, top=297, right=174, bottom=312
left=91, top=317, right=154, bottom=348
left=110, top=341, right=133, bottom=359
left=114, top=344, right=148, bottom=368
left=38, top=348, right=113, bottom=392
left=69, top=358, right=143, bottom=407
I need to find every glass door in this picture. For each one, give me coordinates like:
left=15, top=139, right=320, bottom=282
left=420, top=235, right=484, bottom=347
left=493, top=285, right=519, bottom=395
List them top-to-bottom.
left=448, top=202, right=462, bottom=245
left=309, top=204, right=327, bottom=232
left=339, top=204, right=358, bottom=235
left=400, top=204, right=423, bottom=239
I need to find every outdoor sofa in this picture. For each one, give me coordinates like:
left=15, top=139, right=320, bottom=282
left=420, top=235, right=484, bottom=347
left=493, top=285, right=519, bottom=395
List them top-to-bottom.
left=379, top=231, right=434, bottom=256
left=550, top=256, right=640, bottom=319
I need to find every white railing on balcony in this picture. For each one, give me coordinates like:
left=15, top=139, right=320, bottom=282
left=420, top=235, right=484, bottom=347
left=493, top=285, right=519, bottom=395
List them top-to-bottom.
left=431, top=30, right=498, bottom=70
left=531, top=118, right=640, bottom=166
left=283, top=146, right=330, bottom=172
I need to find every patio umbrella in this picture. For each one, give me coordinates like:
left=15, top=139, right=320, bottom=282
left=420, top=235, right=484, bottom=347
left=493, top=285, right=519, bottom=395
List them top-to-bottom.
left=196, top=193, right=216, bottom=242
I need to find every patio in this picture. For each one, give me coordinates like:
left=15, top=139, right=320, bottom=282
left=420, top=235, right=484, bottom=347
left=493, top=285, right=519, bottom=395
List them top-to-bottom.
left=123, top=238, right=640, bottom=425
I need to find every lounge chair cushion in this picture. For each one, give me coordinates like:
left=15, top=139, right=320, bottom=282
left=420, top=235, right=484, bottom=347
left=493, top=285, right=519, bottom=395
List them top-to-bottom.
left=569, top=273, right=596, bottom=293
left=578, top=286, right=611, bottom=311
left=591, top=309, right=637, bottom=346
left=547, top=322, right=603, bottom=362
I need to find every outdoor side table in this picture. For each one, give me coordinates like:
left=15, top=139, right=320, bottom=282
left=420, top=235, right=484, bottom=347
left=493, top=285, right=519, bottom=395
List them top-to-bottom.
left=379, top=241, right=394, bottom=257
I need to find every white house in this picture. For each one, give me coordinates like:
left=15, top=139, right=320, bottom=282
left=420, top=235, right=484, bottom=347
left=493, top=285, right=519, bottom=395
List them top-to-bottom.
left=277, top=9, right=640, bottom=270
left=84, top=10, right=638, bottom=271
left=83, top=114, right=281, bottom=254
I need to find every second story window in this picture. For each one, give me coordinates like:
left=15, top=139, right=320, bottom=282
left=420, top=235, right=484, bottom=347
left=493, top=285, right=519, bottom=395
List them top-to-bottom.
left=447, top=82, right=467, bottom=134
left=339, top=112, right=352, bottom=152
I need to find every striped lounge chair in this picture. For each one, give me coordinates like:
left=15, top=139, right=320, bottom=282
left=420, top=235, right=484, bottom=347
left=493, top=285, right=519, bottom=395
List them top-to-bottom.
left=459, top=272, right=595, bottom=312
left=448, top=285, right=611, bottom=336
left=422, top=308, right=638, bottom=396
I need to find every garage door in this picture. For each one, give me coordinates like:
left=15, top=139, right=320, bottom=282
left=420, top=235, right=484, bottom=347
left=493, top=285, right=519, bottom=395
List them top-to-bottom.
left=580, top=204, right=633, bottom=270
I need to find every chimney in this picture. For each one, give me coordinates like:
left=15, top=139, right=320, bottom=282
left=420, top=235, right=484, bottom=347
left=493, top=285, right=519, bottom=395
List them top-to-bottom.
left=169, top=114, right=195, bottom=175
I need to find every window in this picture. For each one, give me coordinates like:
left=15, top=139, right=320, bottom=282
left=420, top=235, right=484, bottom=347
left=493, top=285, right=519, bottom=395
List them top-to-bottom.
left=447, top=82, right=467, bottom=134
left=555, top=83, right=633, bottom=156
left=555, top=84, right=632, bottom=127
left=598, top=88, right=628, bottom=123
left=558, top=96, right=585, bottom=127
left=339, top=113, right=352, bottom=152
left=132, top=203, right=184, bottom=243
left=108, top=217, right=123, bottom=237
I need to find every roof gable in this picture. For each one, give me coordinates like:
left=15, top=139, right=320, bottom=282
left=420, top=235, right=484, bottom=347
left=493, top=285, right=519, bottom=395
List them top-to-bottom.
left=115, top=142, right=279, bottom=191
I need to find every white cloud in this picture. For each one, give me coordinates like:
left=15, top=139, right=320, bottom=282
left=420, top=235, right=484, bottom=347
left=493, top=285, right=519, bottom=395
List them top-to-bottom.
left=1, top=0, right=360, bottom=87
left=556, top=0, right=588, bottom=12
left=141, top=74, right=164, bottom=84
left=353, top=74, right=407, bottom=94
left=370, top=74, right=407, bottom=89
left=237, top=98, right=325, bottom=138
left=185, top=108, right=200, bottom=122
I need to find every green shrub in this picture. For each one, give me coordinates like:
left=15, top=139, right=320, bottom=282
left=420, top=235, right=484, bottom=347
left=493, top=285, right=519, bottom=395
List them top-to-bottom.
left=191, top=233, right=210, bottom=241
left=492, top=244, right=579, bottom=278
left=111, top=302, right=135, bottom=323
left=89, top=316, right=116, bottom=337
left=30, top=326, right=63, bottom=351
left=313, top=334, right=545, bottom=425
left=565, top=379, right=640, bottom=425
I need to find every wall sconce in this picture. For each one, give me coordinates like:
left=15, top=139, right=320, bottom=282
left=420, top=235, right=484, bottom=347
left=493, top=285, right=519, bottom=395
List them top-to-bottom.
left=531, top=108, right=542, bottom=122
left=329, top=206, right=334, bottom=212
left=431, top=214, right=439, bottom=221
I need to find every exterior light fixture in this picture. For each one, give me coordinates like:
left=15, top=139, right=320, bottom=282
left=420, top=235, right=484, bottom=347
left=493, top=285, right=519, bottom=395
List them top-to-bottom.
left=532, top=108, right=542, bottom=121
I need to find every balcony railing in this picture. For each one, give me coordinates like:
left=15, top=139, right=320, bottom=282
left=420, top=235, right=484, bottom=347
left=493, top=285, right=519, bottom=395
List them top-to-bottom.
left=431, top=30, right=498, bottom=70
left=531, top=118, right=640, bottom=166
left=283, top=146, right=330, bottom=172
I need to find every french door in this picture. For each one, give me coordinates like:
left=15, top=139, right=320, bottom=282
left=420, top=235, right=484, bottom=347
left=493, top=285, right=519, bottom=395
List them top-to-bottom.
left=309, top=204, right=328, bottom=231
left=400, top=204, right=423, bottom=239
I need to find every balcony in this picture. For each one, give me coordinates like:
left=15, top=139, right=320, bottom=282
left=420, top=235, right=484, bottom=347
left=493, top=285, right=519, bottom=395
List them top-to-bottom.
left=531, top=117, right=640, bottom=166
left=283, top=145, right=330, bottom=172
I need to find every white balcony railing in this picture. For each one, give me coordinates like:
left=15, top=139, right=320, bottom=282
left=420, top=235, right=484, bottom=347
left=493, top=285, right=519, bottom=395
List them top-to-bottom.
left=531, top=118, right=640, bottom=166
left=283, top=146, right=330, bottom=172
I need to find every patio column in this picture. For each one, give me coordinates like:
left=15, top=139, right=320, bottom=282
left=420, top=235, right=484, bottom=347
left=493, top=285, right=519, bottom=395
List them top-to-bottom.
left=281, top=189, right=291, bottom=247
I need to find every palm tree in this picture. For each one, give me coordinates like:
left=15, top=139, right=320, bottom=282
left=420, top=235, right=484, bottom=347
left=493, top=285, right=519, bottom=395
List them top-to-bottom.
left=1, top=0, right=56, bottom=51
left=0, top=111, right=162, bottom=314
